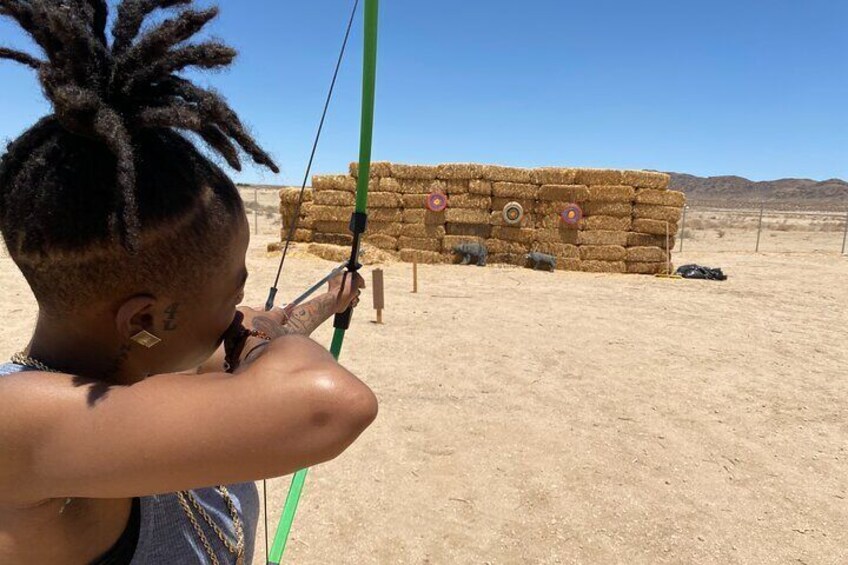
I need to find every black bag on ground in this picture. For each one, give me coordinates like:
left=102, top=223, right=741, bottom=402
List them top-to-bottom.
left=675, top=264, right=728, bottom=281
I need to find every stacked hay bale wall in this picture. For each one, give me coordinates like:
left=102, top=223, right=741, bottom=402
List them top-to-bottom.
left=276, top=163, right=684, bottom=274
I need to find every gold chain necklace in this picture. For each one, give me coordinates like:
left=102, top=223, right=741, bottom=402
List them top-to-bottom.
left=11, top=351, right=246, bottom=564
left=11, top=352, right=59, bottom=373
left=176, top=487, right=246, bottom=565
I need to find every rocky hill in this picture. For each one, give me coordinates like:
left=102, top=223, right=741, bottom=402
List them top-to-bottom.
left=668, top=173, right=848, bottom=210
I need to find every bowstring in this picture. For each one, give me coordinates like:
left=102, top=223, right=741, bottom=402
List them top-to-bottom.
left=267, top=0, right=361, bottom=304
left=264, top=1, right=361, bottom=561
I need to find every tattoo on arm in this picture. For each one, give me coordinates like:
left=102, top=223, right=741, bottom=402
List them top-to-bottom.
left=251, top=293, right=337, bottom=338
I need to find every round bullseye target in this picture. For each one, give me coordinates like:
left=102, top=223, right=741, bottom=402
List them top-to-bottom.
left=426, top=192, right=448, bottom=212
left=502, top=202, right=525, bottom=225
left=560, top=203, right=583, bottom=226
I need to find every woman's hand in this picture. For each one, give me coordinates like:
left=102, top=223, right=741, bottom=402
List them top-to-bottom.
left=328, top=271, right=366, bottom=314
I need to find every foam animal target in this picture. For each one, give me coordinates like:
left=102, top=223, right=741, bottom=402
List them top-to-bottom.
left=426, top=192, right=448, bottom=212
left=502, top=202, right=525, bottom=225
left=560, top=203, right=583, bottom=226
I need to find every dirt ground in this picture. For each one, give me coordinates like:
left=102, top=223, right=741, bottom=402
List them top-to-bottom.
left=1, top=211, right=846, bottom=564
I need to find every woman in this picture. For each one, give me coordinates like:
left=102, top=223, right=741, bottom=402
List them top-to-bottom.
left=0, top=1, right=377, bottom=563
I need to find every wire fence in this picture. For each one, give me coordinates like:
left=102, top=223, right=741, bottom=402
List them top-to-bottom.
left=677, top=200, right=848, bottom=255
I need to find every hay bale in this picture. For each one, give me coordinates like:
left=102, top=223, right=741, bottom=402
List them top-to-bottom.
left=349, top=161, right=392, bottom=178
left=391, top=163, right=437, bottom=180
left=436, top=163, right=484, bottom=180
left=483, top=165, right=532, bottom=183
left=530, top=167, right=577, bottom=185
left=574, top=168, right=624, bottom=186
left=622, top=170, right=670, bottom=189
left=312, top=174, right=356, bottom=192
left=379, top=177, right=403, bottom=193
left=399, top=179, right=446, bottom=195
left=468, top=179, right=493, bottom=196
left=444, top=180, right=470, bottom=196
left=492, top=182, right=539, bottom=200
left=538, top=184, right=589, bottom=202
left=586, top=185, right=635, bottom=203
left=279, top=188, right=312, bottom=204
left=635, top=189, right=685, bottom=207
left=314, top=190, right=355, bottom=207
left=368, top=192, right=402, bottom=208
left=450, top=193, right=492, bottom=209
left=401, top=194, right=427, bottom=208
left=492, top=197, right=535, bottom=212
left=535, top=200, right=581, bottom=215
left=581, top=201, right=632, bottom=217
left=633, top=204, right=683, bottom=223
left=312, top=205, right=354, bottom=222
left=370, top=208, right=403, bottom=223
left=445, top=208, right=491, bottom=224
left=403, top=209, right=446, bottom=225
left=489, top=211, right=536, bottom=228
left=581, top=216, right=632, bottom=231
left=632, top=219, right=678, bottom=236
left=314, top=221, right=349, bottom=235
left=367, top=222, right=403, bottom=237
left=446, top=223, right=491, bottom=238
left=402, top=224, right=446, bottom=239
left=491, top=226, right=535, bottom=244
left=535, top=227, right=578, bottom=244
left=291, top=228, right=313, bottom=243
left=577, top=230, right=629, bottom=246
left=313, top=232, right=353, bottom=246
left=627, top=232, right=674, bottom=248
left=364, top=234, right=399, bottom=251
left=443, top=235, right=485, bottom=249
left=398, top=236, right=442, bottom=252
left=486, top=238, right=530, bottom=254
left=531, top=241, right=579, bottom=259
left=309, top=243, right=349, bottom=262
left=580, top=245, right=627, bottom=262
left=625, top=246, right=667, bottom=262
left=399, top=249, right=446, bottom=264
left=489, top=253, right=527, bottom=267
left=556, top=258, right=582, bottom=271
left=581, top=260, right=626, bottom=273
left=627, top=261, right=671, bottom=275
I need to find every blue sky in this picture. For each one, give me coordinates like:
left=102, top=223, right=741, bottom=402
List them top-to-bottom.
left=1, top=1, right=846, bottom=183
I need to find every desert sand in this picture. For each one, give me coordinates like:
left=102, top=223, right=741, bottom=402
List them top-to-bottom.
left=1, top=212, right=846, bottom=565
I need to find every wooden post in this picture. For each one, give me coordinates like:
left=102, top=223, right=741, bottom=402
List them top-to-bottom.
left=253, top=187, right=259, bottom=235
left=755, top=201, right=765, bottom=253
left=679, top=205, right=687, bottom=252
left=842, top=210, right=848, bottom=255
left=665, top=222, right=672, bottom=275
left=412, top=260, right=418, bottom=294
left=372, top=269, right=384, bottom=324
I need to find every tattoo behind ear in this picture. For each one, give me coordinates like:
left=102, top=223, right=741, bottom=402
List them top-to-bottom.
left=164, top=303, right=179, bottom=331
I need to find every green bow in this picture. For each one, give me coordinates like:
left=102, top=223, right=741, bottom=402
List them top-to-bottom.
left=266, top=1, right=379, bottom=562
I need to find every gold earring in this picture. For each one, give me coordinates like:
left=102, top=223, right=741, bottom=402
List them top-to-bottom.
left=131, top=330, right=162, bottom=349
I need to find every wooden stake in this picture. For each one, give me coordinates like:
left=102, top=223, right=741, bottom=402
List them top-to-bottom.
left=665, top=222, right=671, bottom=275
left=412, top=260, right=418, bottom=294
left=372, top=268, right=385, bottom=324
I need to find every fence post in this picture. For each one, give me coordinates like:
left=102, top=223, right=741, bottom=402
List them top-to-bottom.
left=253, top=187, right=258, bottom=235
left=755, top=201, right=765, bottom=253
left=679, top=205, right=687, bottom=253
left=842, top=210, right=848, bottom=255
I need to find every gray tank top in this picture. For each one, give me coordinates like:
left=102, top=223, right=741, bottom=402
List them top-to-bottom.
left=0, top=362, right=260, bottom=564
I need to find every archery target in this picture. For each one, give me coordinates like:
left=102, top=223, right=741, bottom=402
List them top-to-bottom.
left=426, top=192, right=448, bottom=212
left=502, top=202, right=525, bottom=225
left=560, top=203, right=583, bottom=226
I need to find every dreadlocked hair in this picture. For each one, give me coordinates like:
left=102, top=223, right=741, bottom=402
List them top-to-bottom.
left=0, top=0, right=279, bottom=311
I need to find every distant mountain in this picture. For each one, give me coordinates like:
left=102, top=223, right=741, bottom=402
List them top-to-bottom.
left=667, top=173, right=848, bottom=210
